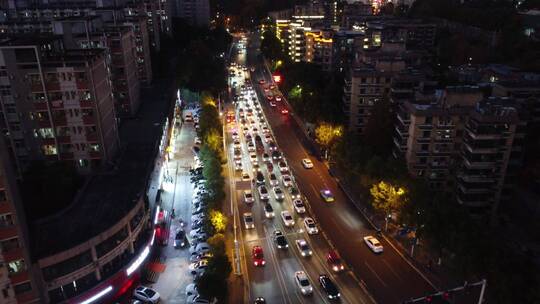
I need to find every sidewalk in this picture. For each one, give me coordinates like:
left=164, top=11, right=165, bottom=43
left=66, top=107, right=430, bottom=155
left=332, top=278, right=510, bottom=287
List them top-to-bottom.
left=143, top=112, right=198, bottom=304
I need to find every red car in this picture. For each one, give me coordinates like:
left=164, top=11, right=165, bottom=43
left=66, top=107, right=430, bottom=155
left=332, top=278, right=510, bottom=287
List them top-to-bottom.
left=259, top=79, right=265, bottom=84
left=267, top=95, right=274, bottom=100
left=275, top=95, right=282, bottom=102
left=281, top=108, right=289, bottom=115
left=252, top=246, right=266, bottom=266
left=326, top=250, right=345, bottom=272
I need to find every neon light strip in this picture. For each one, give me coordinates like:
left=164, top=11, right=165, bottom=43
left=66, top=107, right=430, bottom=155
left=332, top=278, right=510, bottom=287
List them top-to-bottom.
left=154, top=205, right=160, bottom=224
left=126, top=245, right=150, bottom=276
left=79, top=286, right=113, bottom=304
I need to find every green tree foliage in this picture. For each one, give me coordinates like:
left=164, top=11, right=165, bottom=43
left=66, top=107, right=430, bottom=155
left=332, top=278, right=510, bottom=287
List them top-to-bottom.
left=260, top=29, right=285, bottom=62
left=370, top=181, right=407, bottom=214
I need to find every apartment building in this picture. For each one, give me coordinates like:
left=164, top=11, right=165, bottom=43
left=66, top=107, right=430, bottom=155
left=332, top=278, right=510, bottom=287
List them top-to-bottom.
left=172, top=0, right=210, bottom=27
left=341, top=1, right=373, bottom=29
left=123, top=16, right=153, bottom=85
left=363, top=19, right=436, bottom=50
left=305, top=29, right=333, bottom=71
left=332, top=30, right=364, bottom=72
left=0, top=36, right=120, bottom=173
left=492, top=81, right=540, bottom=123
left=395, top=86, right=483, bottom=190
left=457, top=98, right=526, bottom=217
left=0, top=138, right=41, bottom=304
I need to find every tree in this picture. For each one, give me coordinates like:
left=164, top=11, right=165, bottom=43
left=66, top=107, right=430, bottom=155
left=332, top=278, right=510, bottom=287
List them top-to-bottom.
left=260, top=29, right=285, bottom=62
left=370, top=181, right=407, bottom=223
left=209, top=211, right=228, bottom=234
left=207, top=233, right=226, bottom=255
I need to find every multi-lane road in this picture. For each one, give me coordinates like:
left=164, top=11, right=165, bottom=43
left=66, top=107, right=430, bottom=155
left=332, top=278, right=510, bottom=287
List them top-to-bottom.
left=225, top=32, right=436, bottom=304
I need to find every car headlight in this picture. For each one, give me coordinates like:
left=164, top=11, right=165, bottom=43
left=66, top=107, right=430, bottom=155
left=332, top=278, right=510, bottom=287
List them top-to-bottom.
left=309, top=251, right=312, bottom=255
left=301, top=252, right=306, bottom=256
left=262, top=260, right=266, bottom=265
left=340, top=265, right=344, bottom=270
left=332, top=266, right=338, bottom=271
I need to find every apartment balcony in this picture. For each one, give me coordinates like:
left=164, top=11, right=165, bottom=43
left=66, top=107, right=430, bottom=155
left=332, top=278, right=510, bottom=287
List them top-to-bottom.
left=76, top=81, right=89, bottom=90
left=45, top=82, right=61, bottom=91
left=31, top=83, right=43, bottom=92
left=80, top=100, right=94, bottom=108
left=33, top=101, right=48, bottom=111
left=397, top=113, right=410, bottom=124
left=82, top=115, right=96, bottom=125
left=52, top=116, right=67, bottom=126
left=37, top=120, right=51, bottom=128
left=436, top=123, right=455, bottom=129
left=418, top=124, right=433, bottom=130
left=394, top=125, right=408, bottom=137
left=466, top=129, right=503, bottom=140
left=86, top=133, right=98, bottom=142
left=57, top=136, right=71, bottom=144
left=434, top=136, right=453, bottom=143
left=393, top=137, right=407, bottom=151
left=416, top=137, right=430, bottom=144
left=42, top=138, right=55, bottom=145
left=463, top=142, right=499, bottom=154
left=416, top=150, right=430, bottom=156
left=89, top=151, right=101, bottom=159
left=59, top=152, right=74, bottom=160
left=463, top=158, right=500, bottom=169
left=429, top=161, right=448, bottom=168
left=458, top=174, right=496, bottom=183
left=457, top=183, right=492, bottom=195
left=456, top=196, right=492, bottom=208
left=0, top=225, right=17, bottom=240
left=2, top=246, right=24, bottom=262
left=8, top=270, right=30, bottom=285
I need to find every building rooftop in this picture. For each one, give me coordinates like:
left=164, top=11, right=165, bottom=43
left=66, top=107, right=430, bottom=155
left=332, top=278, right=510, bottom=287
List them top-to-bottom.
left=30, top=82, right=173, bottom=259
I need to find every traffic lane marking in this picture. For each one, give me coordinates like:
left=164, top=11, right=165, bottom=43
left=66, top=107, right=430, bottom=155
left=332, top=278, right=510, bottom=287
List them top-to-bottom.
left=364, top=261, right=387, bottom=288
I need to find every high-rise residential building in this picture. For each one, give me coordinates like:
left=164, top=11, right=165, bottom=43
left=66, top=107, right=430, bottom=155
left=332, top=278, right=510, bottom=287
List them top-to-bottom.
left=173, top=0, right=210, bottom=27
left=341, top=1, right=373, bottom=29
left=305, top=29, right=334, bottom=72
left=332, top=30, right=364, bottom=72
left=0, top=36, right=120, bottom=174
left=492, top=81, right=540, bottom=123
left=394, top=86, right=483, bottom=190
left=457, top=98, right=527, bottom=217
left=0, top=137, right=41, bottom=304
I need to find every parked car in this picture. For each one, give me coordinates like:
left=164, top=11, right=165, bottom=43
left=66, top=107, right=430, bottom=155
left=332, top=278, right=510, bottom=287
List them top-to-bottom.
left=133, top=286, right=160, bottom=304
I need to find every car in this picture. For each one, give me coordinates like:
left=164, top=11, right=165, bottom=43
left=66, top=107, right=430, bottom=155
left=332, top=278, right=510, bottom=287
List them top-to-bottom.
left=259, top=79, right=265, bottom=84
left=269, top=84, right=276, bottom=90
left=264, top=87, right=269, bottom=93
left=266, top=94, right=274, bottom=100
left=275, top=95, right=282, bottom=102
left=269, top=101, right=276, bottom=107
left=281, top=109, right=289, bottom=115
left=262, top=126, right=270, bottom=134
left=232, top=131, right=239, bottom=139
left=264, top=134, right=273, bottom=143
left=194, top=137, right=202, bottom=145
left=233, top=139, right=241, bottom=148
left=247, top=141, right=256, bottom=152
left=268, top=141, right=278, bottom=151
left=192, top=146, right=200, bottom=155
left=233, top=148, right=242, bottom=160
left=271, top=150, right=282, bottom=160
left=249, top=153, right=258, bottom=165
left=262, top=153, right=271, bottom=162
left=302, top=158, right=314, bottom=169
left=234, top=160, right=243, bottom=171
left=277, top=161, right=288, bottom=173
left=252, top=162, right=261, bottom=172
left=265, top=162, right=274, bottom=172
left=241, top=172, right=251, bottom=181
left=256, top=172, right=265, bottom=185
left=269, top=173, right=278, bottom=186
left=282, top=175, right=293, bottom=187
left=258, top=185, right=269, bottom=200
left=273, top=186, right=285, bottom=200
left=289, top=187, right=301, bottom=200
left=320, top=189, right=335, bottom=203
left=244, top=190, right=254, bottom=204
left=293, top=199, right=306, bottom=214
left=263, top=203, right=275, bottom=218
left=281, top=210, right=294, bottom=227
left=243, top=212, right=255, bottom=229
left=303, top=217, right=319, bottom=235
left=174, top=229, right=187, bottom=248
left=273, top=230, right=288, bottom=249
left=363, top=235, right=384, bottom=253
left=295, top=239, right=312, bottom=257
left=190, top=242, right=211, bottom=254
left=252, top=246, right=266, bottom=266
left=327, top=250, right=345, bottom=272
left=189, top=259, right=208, bottom=276
left=294, top=271, right=313, bottom=296
left=319, top=275, right=340, bottom=299
left=185, top=283, right=198, bottom=297
left=133, top=286, right=160, bottom=304
left=187, top=295, right=212, bottom=304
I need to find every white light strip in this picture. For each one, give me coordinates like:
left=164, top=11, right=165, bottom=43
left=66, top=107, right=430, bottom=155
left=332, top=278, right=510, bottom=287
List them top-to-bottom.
left=154, top=205, right=160, bottom=225
left=150, top=229, right=156, bottom=246
left=126, top=245, right=150, bottom=276
left=79, top=286, right=113, bottom=304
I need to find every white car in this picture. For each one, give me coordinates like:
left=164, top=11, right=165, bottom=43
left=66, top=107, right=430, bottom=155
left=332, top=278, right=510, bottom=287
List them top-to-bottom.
left=262, top=126, right=270, bottom=134
left=232, top=131, right=239, bottom=139
left=264, top=133, right=273, bottom=143
left=194, top=137, right=202, bottom=145
left=247, top=141, right=256, bottom=152
left=249, top=153, right=258, bottom=165
left=302, top=158, right=314, bottom=169
left=234, top=160, right=243, bottom=171
left=278, top=161, right=288, bottom=173
left=241, top=172, right=251, bottom=181
left=269, top=173, right=279, bottom=186
left=282, top=175, right=293, bottom=187
left=258, top=185, right=269, bottom=200
left=273, top=186, right=285, bottom=200
left=244, top=190, right=254, bottom=204
left=293, top=199, right=306, bottom=214
left=264, top=203, right=275, bottom=218
left=281, top=210, right=294, bottom=227
left=243, top=212, right=255, bottom=229
left=303, top=217, right=319, bottom=234
left=364, top=236, right=384, bottom=253
left=295, top=239, right=313, bottom=257
left=190, top=242, right=211, bottom=254
left=189, top=259, right=208, bottom=276
left=294, top=271, right=313, bottom=296
left=185, top=283, right=198, bottom=297
left=133, top=286, right=160, bottom=303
